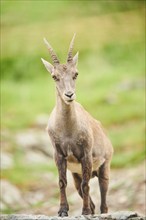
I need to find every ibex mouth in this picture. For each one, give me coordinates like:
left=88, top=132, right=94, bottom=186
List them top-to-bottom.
left=65, top=99, right=75, bottom=105
left=67, top=100, right=74, bottom=102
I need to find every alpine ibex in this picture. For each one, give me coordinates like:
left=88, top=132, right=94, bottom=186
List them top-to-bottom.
left=41, top=34, right=113, bottom=217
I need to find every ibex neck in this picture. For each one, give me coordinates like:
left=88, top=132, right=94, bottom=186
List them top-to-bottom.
left=55, top=88, right=77, bottom=133
left=56, top=88, right=75, bottom=116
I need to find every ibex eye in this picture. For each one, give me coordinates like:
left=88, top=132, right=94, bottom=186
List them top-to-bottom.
left=73, top=72, right=78, bottom=80
left=52, top=75, right=59, bottom=81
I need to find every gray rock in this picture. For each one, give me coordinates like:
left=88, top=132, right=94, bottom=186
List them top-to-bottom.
left=35, top=114, right=49, bottom=128
left=15, top=130, right=54, bottom=158
left=25, top=150, right=50, bottom=164
left=0, top=152, right=14, bottom=170
left=0, top=180, right=28, bottom=210
left=24, top=190, right=45, bottom=205
left=110, top=211, right=142, bottom=220
left=0, top=212, right=144, bottom=220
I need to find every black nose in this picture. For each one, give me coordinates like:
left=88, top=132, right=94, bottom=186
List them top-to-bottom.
left=65, top=92, right=74, bottom=98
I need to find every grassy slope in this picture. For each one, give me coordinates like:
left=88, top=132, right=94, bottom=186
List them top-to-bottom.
left=1, top=1, right=145, bottom=172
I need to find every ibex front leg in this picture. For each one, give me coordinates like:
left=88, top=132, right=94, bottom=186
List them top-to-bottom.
left=55, top=152, right=69, bottom=217
left=81, top=154, right=92, bottom=215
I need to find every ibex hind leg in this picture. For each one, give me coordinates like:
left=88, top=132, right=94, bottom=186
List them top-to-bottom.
left=98, top=160, right=110, bottom=213
left=72, top=173, right=95, bottom=214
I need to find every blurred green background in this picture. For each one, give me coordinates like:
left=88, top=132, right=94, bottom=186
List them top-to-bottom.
left=1, top=0, right=145, bottom=215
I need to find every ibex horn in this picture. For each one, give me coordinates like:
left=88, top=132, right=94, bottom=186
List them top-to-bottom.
left=67, top=33, right=76, bottom=63
left=43, top=38, right=60, bottom=66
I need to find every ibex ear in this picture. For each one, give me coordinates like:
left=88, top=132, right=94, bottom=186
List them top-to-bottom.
left=73, top=52, right=79, bottom=66
left=41, top=58, right=54, bottom=74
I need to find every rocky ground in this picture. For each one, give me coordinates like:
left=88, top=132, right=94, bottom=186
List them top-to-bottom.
left=1, top=116, right=145, bottom=216
left=1, top=211, right=145, bottom=220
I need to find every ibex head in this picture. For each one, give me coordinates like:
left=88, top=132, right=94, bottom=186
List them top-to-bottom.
left=41, top=34, right=79, bottom=105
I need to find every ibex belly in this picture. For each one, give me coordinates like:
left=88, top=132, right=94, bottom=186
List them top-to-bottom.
left=67, top=155, right=105, bottom=175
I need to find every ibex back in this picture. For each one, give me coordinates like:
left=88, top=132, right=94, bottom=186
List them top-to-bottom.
left=41, top=34, right=113, bottom=217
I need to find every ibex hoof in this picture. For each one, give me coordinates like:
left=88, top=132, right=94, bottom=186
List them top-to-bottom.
left=100, top=205, right=108, bottom=214
left=82, top=208, right=92, bottom=215
left=58, top=209, right=68, bottom=217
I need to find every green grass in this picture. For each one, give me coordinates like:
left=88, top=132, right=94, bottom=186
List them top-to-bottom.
left=1, top=0, right=145, bottom=194
left=1, top=1, right=144, bottom=25
left=1, top=78, right=55, bottom=130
